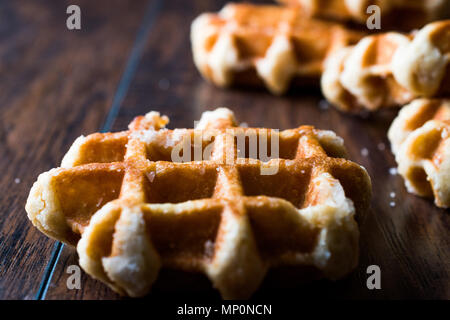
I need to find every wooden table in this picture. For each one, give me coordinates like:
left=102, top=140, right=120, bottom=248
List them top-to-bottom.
left=1, top=0, right=448, bottom=300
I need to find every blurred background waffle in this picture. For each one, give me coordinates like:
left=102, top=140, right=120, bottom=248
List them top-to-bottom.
left=277, top=0, right=450, bottom=30
left=191, top=3, right=365, bottom=94
left=321, top=21, right=450, bottom=112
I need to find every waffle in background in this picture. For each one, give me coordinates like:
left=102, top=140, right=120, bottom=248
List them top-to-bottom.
left=191, top=3, right=365, bottom=95
left=321, top=20, right=450, bottom=112
left=388, top=99, right=450, bottom=208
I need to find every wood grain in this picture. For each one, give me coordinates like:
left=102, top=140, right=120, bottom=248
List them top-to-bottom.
left=0, top=0, right=148, bottom=299
left=2, top=0, right=449, bottom=300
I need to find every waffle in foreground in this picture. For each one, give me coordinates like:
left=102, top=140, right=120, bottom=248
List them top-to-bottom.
left=191, top=3, right=364, bottom=95
left=322, top=20, right=450, bottom=112
left=388, top=99, right=450, bottom=208
left=26, top=108, right=371, bottom=298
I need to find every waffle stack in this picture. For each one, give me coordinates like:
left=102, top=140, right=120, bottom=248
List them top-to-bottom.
left=191, top=3, right=364, bottom=94
left=322, top=20, right=450, bottom=112
left=388, top=99, right=450, bottom=208
left=26, top=108, right=371, bottom=298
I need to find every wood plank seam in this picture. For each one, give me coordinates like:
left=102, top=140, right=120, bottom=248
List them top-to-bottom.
left=34, top=0, right=163, bottom=300
left=101, top=0, right=163, bottom=133
left=35, top=242, right=63, bottom=300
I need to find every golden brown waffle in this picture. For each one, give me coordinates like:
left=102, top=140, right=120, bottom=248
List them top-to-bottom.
left=277, top=0, right=450, bottom=28
left=191, top=3, right=364, bottom=95
left=321, top=20, right=450, bottom=112
left=388, top=99, right=450, bottom=208
left=26, top=108, right=371, bottom=299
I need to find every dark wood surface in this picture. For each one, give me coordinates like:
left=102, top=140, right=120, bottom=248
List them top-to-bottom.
left=1, top=0, right=448, bottom=300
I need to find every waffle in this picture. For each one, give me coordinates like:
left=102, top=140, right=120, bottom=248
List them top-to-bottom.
left=277, top=0, right=450, bottom=28
left=191, top=3, right=364, bottom=95
left=321, top=20, right=450, bottom=112
left=388, top=99, right=450, bottom=208
left=26, top=108, right=371, bottom=299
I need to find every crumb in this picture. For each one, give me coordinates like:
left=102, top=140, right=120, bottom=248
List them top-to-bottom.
left=158, top=78, right=170, bottom=90
left=318, top=100, right=329, bottom=110
left=359, top=110, right=370, bottom=119
left=377, top=143, right=385, bottom=151
left=361, top=148, right=369, bottom=157
left=389, top=167, right=398, bottom=175
left=146, top=171, right=156, bottom=182
left=14, top=178, right=21, bottom=184
left=390, top=192, right=395, bottom=198
left=96, top=198, right=103, bottom=208
left=389, top=201, right=396, bottom=207
left=204, top=240, right=215, bottom=257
